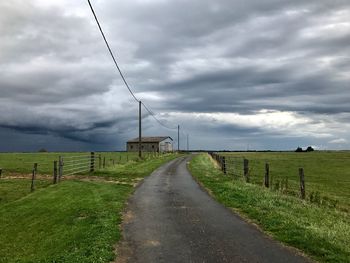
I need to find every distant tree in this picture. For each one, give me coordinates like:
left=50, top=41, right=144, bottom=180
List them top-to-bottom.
left=306, top=146, right=314, bottom=152
left=295, top=147, right=303, bottom=152
left=38, top=148, right=48, bottom=152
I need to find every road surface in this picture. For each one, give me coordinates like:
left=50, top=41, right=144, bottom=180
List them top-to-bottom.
left=117, top=156, right=311, bottom=263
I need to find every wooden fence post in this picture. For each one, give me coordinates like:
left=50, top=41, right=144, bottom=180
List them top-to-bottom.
left=90, top=152, right=95, bottom=172
left=99, top=154, right=101, bottom=169
left=58, top=156, right=63, bottom=181
left=103, top=156, right=106, bottom=168
left=222, top=156, right=226, bottom=174
left=244, top=159, right=249, bottom=182
left=231, top=160, right=234, bottom=178
left=53, top=161, right=58, bottom=184
left=31, top=163, right=37, bottom=192
left=264, top=163, right=269, bottom=188
left=0, top=168, right=2, bottom=179
left=299, top=168, right=305, bottom=199
left=284, top=177, right=289, bottom=193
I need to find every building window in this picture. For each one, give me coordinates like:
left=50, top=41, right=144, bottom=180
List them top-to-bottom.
left=130, top=145, right=133, bottom=149
left=152, top=145, right=154, bottom=149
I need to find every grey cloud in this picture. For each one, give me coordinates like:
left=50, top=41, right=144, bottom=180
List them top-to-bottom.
left=1, top=0, right=350, bottom=151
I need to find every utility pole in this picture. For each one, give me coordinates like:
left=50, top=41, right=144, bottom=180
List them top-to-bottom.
left=139, top=100, right=142, bottom=158
left=177, top=125, right=180, bottom=152
left=187, top=134, right=189, bottom=151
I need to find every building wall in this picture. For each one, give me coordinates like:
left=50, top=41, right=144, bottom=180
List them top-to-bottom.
left=127, top=138, right=173, bottom=152
left=159, top=139, right=173, bottom=152
left=127, top=142, right=159, bottom=152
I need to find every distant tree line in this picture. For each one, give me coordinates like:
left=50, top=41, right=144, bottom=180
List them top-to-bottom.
left=295, top=146, right=314, bottom=152
left=38, top=148, right=48, bottom=152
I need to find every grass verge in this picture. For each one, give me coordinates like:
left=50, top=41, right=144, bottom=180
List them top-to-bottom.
left=0, top=153, right=181, bottom=263
left=188, top=154, right=350, bottom=263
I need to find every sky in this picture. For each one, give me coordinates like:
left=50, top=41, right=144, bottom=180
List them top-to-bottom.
left=0, top=0, right=350, bottom=152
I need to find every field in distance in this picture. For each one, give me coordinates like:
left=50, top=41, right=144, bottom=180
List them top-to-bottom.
left=220, top=151, right=350, bottom=211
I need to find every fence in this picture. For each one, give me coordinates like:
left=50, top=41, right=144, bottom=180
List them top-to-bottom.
left=0, top=151, right=171, bottom=192
left=209, top=152, right=307, bottom=200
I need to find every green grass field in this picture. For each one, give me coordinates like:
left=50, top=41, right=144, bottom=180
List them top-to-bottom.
left=219, top=151, right=350, bottom=211
left=0, top=153, right=181, bottom=262
left=189, top=154, right=350, bottom=263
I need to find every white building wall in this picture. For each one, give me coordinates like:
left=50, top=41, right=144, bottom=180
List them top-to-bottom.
left=159, top=138, right=173, bottom=152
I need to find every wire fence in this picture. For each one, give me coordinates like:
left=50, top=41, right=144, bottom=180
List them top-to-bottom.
left=0, top=151, right=168, bottom=192
left=208, top=152, right=342, bottom=209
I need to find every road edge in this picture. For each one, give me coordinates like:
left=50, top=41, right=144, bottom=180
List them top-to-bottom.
left=186, top=153, right=315, bottom=263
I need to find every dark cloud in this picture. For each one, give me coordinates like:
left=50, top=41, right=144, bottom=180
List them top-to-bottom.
left=0, top=0, right=350, bottom=151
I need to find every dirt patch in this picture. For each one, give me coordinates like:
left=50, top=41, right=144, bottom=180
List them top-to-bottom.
left=208, top=153, right=220, bottom=169
left=2, top=173, right=138, bottom=186
left=2, top=173, right=51, bottom=180
left=113, top=209, right=136, bottom=263
left=113, top=240, right=134, bottom=263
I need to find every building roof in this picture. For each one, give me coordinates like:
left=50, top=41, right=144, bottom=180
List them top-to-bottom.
left=127, top=136, right=173, bottom=143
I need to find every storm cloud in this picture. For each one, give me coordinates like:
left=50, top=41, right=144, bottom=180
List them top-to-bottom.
left=0, top=0, right=349, bottom=151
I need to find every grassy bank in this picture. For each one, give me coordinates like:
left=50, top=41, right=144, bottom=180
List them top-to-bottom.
left=0, top=153, right=181, bottom=262
left=189, top=154, right=350, bottom=263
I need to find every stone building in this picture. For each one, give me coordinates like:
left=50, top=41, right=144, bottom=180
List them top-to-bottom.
left=126, top=136, right=173, bottom=153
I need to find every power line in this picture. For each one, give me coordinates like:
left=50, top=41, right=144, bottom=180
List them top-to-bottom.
left=87, top=0, right=138, bottom=102
left=87, top=0, right=182, bottom=132
left=141, top=102, right=178, bottom=130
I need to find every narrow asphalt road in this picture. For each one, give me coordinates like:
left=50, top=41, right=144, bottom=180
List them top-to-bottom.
left=117, top=156, right=311, bottom=263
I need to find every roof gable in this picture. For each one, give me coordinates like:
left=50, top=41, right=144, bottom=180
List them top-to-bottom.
left=127, top=136, right=173, bottom=143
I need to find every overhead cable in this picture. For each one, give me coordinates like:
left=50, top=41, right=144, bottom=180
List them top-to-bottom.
left=87, top=0, right=139, bottom=102
left=87, top=0, right=181, bottom=131
left=141, top=102, right=178, bottom=130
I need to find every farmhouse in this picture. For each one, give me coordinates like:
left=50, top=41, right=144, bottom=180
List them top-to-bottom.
left=126, top=136, right=173, bottom=153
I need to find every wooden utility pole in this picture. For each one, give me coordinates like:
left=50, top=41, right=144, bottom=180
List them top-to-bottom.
left=139, top=100, right=142, bottom=158
left=177, top=125, right=180, bottom=152
left=187, top=134, right=189, bottom=151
